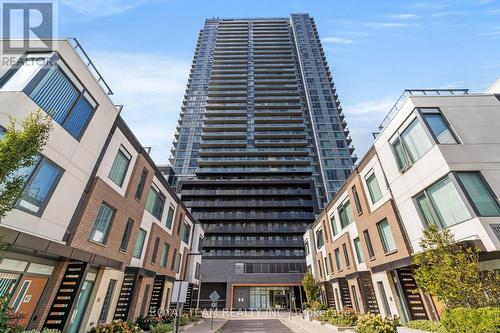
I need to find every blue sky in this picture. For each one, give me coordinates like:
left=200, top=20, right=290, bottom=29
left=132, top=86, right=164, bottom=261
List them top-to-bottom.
left=56, top=0, right=500, bottom=163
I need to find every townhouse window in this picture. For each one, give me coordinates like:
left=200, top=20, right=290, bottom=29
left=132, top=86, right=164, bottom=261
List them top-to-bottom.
left=1, top=53, right=97, bottom=140
left=420, top=108, right=457, bottom=144
left=391, top=118, right=432, bottom=171
left=0, top=126, right=5, bottom=139
left=108, top=146, right=131, bottom=187
left=15, top=157, right=63, bottom=215
left=135, top=169, right=148, bottom=200
left=365, top=170, right=383, bottom=204
left=456, top=172, right=500, bottom=217
left=415, top=175, right=472, bottom=229
left=145, top=185, right=165, bottom=220
left=352, top=185, right=363, bottom=215
left=338, top=199, right=354, bottom=229
left=89, top=203, right=115, bottom=244
left=165, top=206, right=175, bottom=229
left=177, top=213, right=184, bottom=235
left=329, top=215, right=338, bottom=236
left=120, top=219, right=134, bottom=252
left=377, top=219, right=397, bottom=253
left=322, top=221, right=329, bottom=242
left=182, top=222, right=191, bottom=244
left=133, top=228, right=147, bottom=259
left=315, top=228, right=324, bottom=248
left=363, top=230, right=375, bottom=259
left=198, top=236, right=204, bottom=253
left=151, top=237, right=160, bottom=264
left=353, top=237, right=365, bottom=264
left=304, top=241, right=310, bottom=256
left=161, top=243, right=170, bottom=268
left=342, top=243, right=351, bottom=268
left=334, top=248, right=343, bottom=271
left=170, top=249, right=177, bottom=271
left=176, top=253, right=182, bottom=273
left=328, top=253, right=334, bottom=274
left=323, top=257, right=329, bottom=275
left=317, top=259, right=323, bottom=278
left=195, top=262, right=201, bottom=279
left=98, top=279, right=117, bottom=323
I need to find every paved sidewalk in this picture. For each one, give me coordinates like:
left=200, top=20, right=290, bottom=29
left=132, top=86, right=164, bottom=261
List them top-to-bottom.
left=280, top=315, right=355, bottom=333
left=181, top=318, right=227, bottom=332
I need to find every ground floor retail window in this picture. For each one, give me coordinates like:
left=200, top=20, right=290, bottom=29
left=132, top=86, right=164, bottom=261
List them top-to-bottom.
left=249, top=287, right=293, bottom=310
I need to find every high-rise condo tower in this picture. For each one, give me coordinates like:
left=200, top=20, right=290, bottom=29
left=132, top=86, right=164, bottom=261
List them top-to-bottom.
left=170, top=14, right=355, bottom=309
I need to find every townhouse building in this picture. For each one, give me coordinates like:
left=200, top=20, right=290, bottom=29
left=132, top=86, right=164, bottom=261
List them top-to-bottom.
left=0, top=39, right=203, bottom=333
left=304, top=84, right=500, bottom=322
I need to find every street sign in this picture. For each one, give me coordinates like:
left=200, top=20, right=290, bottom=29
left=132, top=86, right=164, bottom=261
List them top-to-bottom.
left=170, top=281, right=189, bottom=304
left=209, top=290, right=220, bottom=302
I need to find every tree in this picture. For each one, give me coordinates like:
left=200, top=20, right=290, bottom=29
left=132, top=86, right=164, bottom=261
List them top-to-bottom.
left=0, top=110, right=52, bottom=221
left=412, top=225, right=500, bottom=308
left=302, top=271, right=320, bottom=302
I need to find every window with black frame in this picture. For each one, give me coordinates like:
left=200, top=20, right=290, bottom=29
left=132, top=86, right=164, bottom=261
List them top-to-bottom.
left=0, top=53, right=98, bottom=140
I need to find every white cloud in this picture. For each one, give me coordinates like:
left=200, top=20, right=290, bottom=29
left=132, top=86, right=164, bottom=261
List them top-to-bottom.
left=60, top=0, right=162, bottom=18
left=477, top=0, right=495, bottom=4
left=429, top=10, right=469, bottom=17
left=386, top=13, right=420, bottom=19
left=363, top=22, right=414, bottom=28
left=322, top=37, right=356, bottom=44
left=92, top=51, right=190, bottom=163
left=343, top=96, right=397, bottom=158
left=344, top=97, right=395, bottom=117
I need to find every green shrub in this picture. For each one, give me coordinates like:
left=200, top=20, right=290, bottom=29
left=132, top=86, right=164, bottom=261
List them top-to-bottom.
left=304, top=300, right=327, bottom=311
left=440, top=307, right=500, bottom=333
left=317, top=308, right=358, bottom=327
left=355, top=313, right=398, bottom=333
left=88, top=320, right=143, bottom=333
left=406, top=320, right=445, bottom=333
left=151, top=323, right=173, bottom=333
left=22, top=330, right=61, bottom=333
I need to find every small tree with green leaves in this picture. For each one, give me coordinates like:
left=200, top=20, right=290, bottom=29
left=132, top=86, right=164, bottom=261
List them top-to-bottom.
left=0, top=110, right=52, bottom=221
left=412, top=225, right=500, bottom=308
left=302, top=271, right=320, bottom=303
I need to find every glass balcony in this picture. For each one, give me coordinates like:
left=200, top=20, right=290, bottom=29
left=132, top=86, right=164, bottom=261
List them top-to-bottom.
left=182, top=188, right=312, bottom=196
left=195, top=211, right=315, bottom=220
left=202, top=224, right=307, bottom=233
left=203, top=239, right=305, bottom=248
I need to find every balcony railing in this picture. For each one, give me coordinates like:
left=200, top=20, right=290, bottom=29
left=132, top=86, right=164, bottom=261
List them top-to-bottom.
left=378, top=89, right=469, bottom=131
left=182, top=188, right=312, bottom=196
left=195, top=211, right=315, bottom=220
left=202, top=224, right=307, bottom=233
left=203, top=239, right=305, bottom=247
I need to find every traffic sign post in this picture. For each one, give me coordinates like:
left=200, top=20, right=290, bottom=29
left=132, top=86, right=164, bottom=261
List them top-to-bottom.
left=171, top=281, right=189, bottom=333
left=209, top=290, right=220, bottom=330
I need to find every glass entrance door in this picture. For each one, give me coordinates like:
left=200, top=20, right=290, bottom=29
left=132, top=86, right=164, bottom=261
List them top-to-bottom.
left=66, top=279, right=94, bottom=333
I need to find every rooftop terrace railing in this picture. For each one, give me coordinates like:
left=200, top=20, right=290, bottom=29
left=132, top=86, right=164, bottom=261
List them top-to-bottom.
left=378, top=89, right=469, bottom=131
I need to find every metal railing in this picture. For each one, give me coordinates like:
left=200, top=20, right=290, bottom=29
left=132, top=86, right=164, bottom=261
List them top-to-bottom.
left=68, top=38, right=113, bottom=95
left=378, top=89, right=469, bottom=131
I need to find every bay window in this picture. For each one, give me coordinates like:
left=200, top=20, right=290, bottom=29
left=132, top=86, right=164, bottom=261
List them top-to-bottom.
left=420, top=108, right=457, bottom=144
left=391, top=118, right=432, bottom=171
left=456, top=172, right=500, bottom=216
left=415, top=175, right=472, bottom=228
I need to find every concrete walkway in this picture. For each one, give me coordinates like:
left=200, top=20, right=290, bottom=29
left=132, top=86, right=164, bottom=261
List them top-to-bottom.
left=280, top=315, right=355, bottom=333
left=181, top=318, right=227, bottom=332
